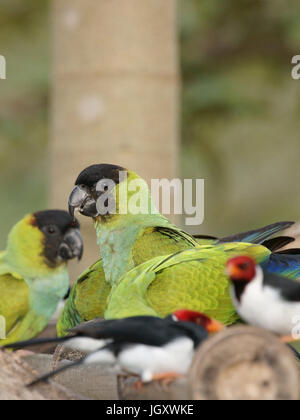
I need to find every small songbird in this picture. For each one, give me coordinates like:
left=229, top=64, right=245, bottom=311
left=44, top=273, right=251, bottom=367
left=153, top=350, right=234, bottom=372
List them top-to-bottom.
left=0, top=210, right=83, bottom=346
left=227, top=255, right=300, bottom=341
left=7, top=310, right=224, bottom=387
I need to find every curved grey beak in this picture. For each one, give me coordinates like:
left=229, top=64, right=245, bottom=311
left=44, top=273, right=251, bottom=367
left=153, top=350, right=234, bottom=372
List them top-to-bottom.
left=68, top=185, right=90, bottom=220
left=69, top=185, right=98, bottom=219
left=58, top=228, right=83, bottom=262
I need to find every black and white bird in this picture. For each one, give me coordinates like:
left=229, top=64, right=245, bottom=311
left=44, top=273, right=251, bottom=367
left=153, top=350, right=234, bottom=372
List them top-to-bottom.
left=227, top=256, right=300, bottom=341
left=7, top=310, right=224, bottom=387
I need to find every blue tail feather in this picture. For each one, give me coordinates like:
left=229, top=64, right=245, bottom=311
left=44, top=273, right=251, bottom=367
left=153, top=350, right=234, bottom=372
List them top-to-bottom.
left=220, top=221, right=294, bottom=245
left=263, top=251, right=300, bottom=280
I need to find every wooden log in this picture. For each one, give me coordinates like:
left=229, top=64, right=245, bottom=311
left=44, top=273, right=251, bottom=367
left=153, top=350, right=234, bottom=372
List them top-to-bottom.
left=188, top=326, right=300, bottom=401
left=23, top=327, right=300, bottom=400
left=26, top=344, right=190, bottom=400
left=0, top=351, right=80, bottom=400
left=25, top=354, right=119, bottom=401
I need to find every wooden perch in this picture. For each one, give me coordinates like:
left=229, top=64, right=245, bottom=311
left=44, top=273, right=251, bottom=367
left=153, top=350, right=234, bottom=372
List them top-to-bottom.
left=22, top=326, right=300, bottom=400
left=189, top=326, right=300, bottom=400
left=118, top=327, right=300, bottom=400
left=0, top=350, right=80, bottom=400
left=25, top=354, right=119, bottom=400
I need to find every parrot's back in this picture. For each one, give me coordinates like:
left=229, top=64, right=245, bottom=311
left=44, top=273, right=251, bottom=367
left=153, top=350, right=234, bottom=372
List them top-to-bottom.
left=105, top=243, right=272, bottom=323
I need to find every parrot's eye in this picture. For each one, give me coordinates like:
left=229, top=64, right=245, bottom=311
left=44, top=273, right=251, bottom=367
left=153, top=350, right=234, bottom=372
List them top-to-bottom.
left=96, top=179, right=112, bottom=193
left=101, top=181, right=109, bottom=189
left=44, top=225, right=59, bottom=235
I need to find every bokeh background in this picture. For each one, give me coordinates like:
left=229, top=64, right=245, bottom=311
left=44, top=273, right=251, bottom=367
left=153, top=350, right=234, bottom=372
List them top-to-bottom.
left=1, top=0, right=300, bottom=269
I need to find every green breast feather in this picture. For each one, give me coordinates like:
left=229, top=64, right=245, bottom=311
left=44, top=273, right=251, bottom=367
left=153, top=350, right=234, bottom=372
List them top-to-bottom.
left=105, top=242, right=270, bottom=324
left=57, top=260, right=111, bottom=337
left=0, top=269, right=69, bottom=346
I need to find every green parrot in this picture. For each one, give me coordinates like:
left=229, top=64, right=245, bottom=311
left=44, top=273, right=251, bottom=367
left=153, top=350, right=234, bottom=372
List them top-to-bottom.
left=57, top=164, right=294, bottom=336
left=58, top=164, right=202, bottom=335
left=0, top=210, right=83, bottom=346
left=105, top=241, right=300, bottom=322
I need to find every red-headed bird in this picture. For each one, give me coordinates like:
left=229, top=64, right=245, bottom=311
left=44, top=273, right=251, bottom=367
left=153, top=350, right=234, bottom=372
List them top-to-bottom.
left=227, top=256, right=300, bottom=342
left=7, top=310, right=224, bottom=387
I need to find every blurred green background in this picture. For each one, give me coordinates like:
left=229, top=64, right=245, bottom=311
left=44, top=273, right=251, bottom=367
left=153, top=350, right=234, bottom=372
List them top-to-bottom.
left=0, top=0, right=49, bottom=248
left=1, top=0, right=300, bottom=247
left=180, top=0, right=300, bottom=235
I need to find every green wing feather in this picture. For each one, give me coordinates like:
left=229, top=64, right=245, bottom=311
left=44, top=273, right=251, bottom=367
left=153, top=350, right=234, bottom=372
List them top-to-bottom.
left=58, top=220, right=292, bottom=334
left=58, top=223, right=279, bottom=334
left=132, top=226, right=199, bottom=266
left=105, top=243, right=271, bottom=324
left=57, top=259, right=111, bottom=337
left=0, top=273, right=30, bottom=340
left=57, top=284, right=82, bottom=337
left=0, top=310, right=48, bottom=347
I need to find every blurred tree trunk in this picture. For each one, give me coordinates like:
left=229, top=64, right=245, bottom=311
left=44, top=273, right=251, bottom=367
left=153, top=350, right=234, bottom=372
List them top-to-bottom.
left=50, top=0, right=179, bottom=280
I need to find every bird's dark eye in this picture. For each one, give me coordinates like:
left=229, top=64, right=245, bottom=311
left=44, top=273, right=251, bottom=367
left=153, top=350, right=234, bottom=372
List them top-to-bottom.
left=97, top=180, right=110, bottom=192
left=100, top=180, right=109, bottom=189
left=45, top=225, right=58, bottom=235
left=238, top=263, right=250, bottom=270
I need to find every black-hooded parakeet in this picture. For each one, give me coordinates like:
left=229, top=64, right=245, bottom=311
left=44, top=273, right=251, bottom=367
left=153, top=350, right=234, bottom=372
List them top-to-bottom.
left=0, top=210, right=83, bottom=345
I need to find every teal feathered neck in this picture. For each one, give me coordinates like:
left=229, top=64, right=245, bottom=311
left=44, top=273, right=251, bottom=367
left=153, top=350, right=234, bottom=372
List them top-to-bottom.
left=95, top=210, right=181, bottom=286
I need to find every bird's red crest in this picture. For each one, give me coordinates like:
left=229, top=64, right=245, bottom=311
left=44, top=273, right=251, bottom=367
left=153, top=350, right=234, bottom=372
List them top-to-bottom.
left=226, top=256, right=256, bottom=283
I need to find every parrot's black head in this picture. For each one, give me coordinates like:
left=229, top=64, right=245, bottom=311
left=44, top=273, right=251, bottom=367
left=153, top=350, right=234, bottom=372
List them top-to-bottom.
left=69, top=164, right=127, bottom=219
left=75, top=164, right=125, bottom=188
left=32, top=210, right=83, bottom=266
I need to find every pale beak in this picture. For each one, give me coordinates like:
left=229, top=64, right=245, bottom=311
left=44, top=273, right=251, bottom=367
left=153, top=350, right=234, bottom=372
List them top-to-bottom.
left=226, top=264, right=240, bottom=280
left=207, top=320, right=225, bottom=334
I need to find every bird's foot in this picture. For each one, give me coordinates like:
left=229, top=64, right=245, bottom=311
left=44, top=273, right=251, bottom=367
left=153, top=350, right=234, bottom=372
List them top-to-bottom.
left=280, top=335, right=300, bottom=343
left=151, top=372, right=184, bottom=391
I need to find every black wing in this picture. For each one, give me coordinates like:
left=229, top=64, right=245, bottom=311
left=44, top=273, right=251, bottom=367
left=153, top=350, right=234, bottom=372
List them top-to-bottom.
left=262, top=237, right=295, bottom=252
left=263, top=272, right=300, bottom=302
left=71, top=316, right=207, bottom=347
left=6, top=317, right=208, bottom=351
